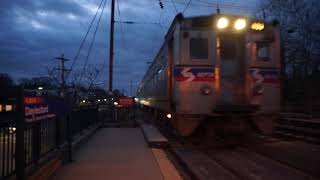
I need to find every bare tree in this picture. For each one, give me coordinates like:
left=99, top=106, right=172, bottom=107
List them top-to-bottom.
left=257, top=0, right=320, bottom=79
left=257, top=0, right=320, bottom=105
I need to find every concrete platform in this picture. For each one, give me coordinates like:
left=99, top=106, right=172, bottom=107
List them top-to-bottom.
left=141, top=124, right=168, bottom=148
left=52, top=128, right=180, bottom=180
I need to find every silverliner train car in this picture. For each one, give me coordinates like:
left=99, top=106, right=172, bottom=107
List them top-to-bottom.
left=137, top=13, right=281, bottom=136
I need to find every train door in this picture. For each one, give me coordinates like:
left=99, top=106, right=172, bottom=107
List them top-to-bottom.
left=218, top=34, right=246, bottom=106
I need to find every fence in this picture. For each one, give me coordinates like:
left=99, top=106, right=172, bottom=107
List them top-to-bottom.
left=0, top=87, right=102, bottom=179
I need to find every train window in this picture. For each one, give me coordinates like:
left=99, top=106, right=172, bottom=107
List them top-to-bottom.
left=220, top=36, right=236, bottom=60
left=190, top=38, right=208, bottom=59
left=256, top=42, right=270, bottom=61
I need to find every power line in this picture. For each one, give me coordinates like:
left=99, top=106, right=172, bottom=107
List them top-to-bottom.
left=66, top=0, right=105, bottom=81
left=78, top=0, right=107, bottom=85
left=93, top=0, right=124, bottom=90
left=116, top=0, right=125, bottom=48
left=164, top=0, right=256, bottom=10
left=171, top=0, right=179, bottom=14
left=182, top=0, right=192, bottom=14
left=158, top=10, right=165, bottom=36
left=115, top=20, right=159, bottom=25
left=115, top=20, right=165, bottom=35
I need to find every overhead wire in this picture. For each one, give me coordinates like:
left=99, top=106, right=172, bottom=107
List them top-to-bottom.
left=66, top=0, right=105, bottom=82
left=78, top=0, right=107, bottom=85
left=91, top=0, right=125, bottom=89
left=116, top=0, right=125, bottom=48
left=164, top=0, right=256, bottom=11
left=171, top=0, right=179, bottom=14
left=182, top=0, right=192, bottom=14
left=158, top=9, right=165, bottom=36
left=115, top=20, right=160, bottom=25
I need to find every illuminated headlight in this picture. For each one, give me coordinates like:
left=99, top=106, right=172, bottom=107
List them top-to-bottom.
left=217, top=17, right=229, bottom=29
left=234, top=18, right=247, bottom=30
left=251, top=22, right=264, bottom=31
left=200, top=86, right=213, bottom=95
left=166, top=113, right=172, bottom=119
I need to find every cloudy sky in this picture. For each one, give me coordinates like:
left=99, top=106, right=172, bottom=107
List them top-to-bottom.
left=0, top=0, right=258, bottom=94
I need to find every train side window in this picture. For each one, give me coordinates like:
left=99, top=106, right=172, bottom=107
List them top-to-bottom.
left=220, top=36, right=236, bottom=60
left=190, top=38, right=208, bottom=59
left=256, top=42, right=270, bottom=61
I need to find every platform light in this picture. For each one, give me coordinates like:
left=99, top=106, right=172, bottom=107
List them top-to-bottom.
left=217, top=17, right=229, bottom=29
left=234, top=18, right=246, bottom=30
left=251, top=22, right=265, bottom=31
left=38, top=87, right=43, bottom=90
left=104, top=98, right=107, bottom=102
left=97, top=99, right=101, bottom=102
left=82, top=100, right=86, bottom=103
left=114, top=102, right=118, bottom=106
left=5, top=105, right=12, bottom=112
left=166, top=113, right=172, bottom=119
left=9, top=127, right=16, bottom=133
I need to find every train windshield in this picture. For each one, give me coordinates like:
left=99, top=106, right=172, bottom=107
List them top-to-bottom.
left=220, top=36, right=236, bottom=60
left=190, top=38, right=208, bottom=59
left=256, top=42, right=270, bottom=61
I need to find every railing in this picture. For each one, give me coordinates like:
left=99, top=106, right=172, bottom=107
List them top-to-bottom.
left=0, top=88, right=103, bottom=179
left=0, top=120, right=16, bottom=178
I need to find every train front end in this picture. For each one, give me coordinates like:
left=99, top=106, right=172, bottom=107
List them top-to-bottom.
left=172, top=15, right=281, bottom=136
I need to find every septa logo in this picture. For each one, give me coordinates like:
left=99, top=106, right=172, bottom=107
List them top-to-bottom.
left=174, top=67, right=215, bottom=82
left=249, top=68, right=279, bottom=83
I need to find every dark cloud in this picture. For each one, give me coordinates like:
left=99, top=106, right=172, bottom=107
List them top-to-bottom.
left=0, top=0, right=257, bottom=92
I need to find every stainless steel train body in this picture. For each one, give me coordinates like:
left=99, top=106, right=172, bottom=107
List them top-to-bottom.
left=137, top=14, right=281, bottom=136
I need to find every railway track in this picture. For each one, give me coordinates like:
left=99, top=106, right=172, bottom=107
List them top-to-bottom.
left=137, top=110, right=320, bottom=180
left=275, top=113, right=320, bottom=143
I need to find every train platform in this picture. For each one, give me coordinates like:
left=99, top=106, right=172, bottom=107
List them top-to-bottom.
left=52, top=127, right=182, bottom=180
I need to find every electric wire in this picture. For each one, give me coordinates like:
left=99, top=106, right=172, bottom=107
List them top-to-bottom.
left=66, top=0, right=105, bottom=81
left=78, top=0, right=107, bottom=85
left=92, top=0, right=124, bottom=90
left=116, top=0, right=125, bottom=48
left=164, top=0, right=255, bottom=10
left=171, top=0, right=179, bottom=14
left=182, top=0, right=192, bottom=14
left=158, top=9, right=165, bottom=36
left=115, top=20, right=160, bottom=25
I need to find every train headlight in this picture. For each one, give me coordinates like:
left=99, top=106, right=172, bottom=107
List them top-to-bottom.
left=217, top=17, right=229, bottom=29
left=234, top=18, right=247, bottom=30
left=251, top=22, right=264, bottom=31
left=200, top=85, right=213, bottom=95
left=166, top=113, right=172, bottom=119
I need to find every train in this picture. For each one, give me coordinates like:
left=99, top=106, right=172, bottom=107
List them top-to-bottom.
left=136, top=13, right=281, bottom=137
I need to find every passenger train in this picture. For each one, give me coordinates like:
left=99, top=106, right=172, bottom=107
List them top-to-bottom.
left=136, top=13, right=281, bottom=136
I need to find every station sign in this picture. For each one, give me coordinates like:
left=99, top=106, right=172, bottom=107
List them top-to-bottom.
left=24, top=96, right=69, bottom=123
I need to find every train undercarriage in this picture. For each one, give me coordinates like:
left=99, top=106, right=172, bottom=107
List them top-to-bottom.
left=145, top=106, right=278, bottom=140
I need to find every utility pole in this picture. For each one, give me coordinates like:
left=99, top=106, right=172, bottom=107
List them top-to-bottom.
left=108, top=0, right=115, bottom=94
left=55, top=54, right=70, bottom=97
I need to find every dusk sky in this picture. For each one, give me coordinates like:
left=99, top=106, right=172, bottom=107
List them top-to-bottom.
left=0, top=0, right=258, bottom=94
